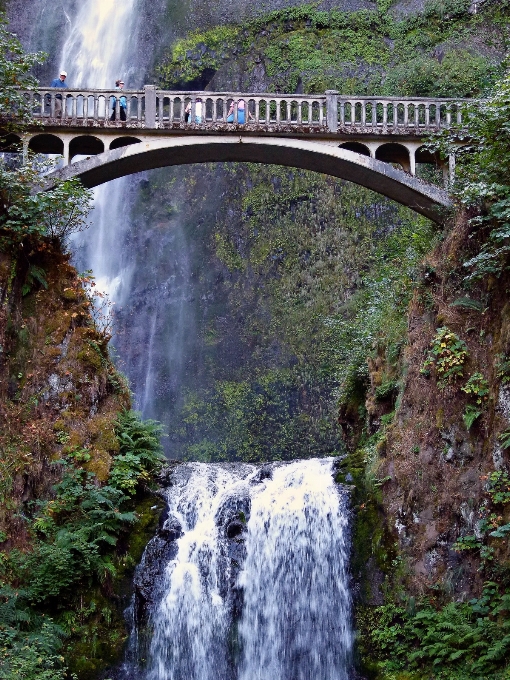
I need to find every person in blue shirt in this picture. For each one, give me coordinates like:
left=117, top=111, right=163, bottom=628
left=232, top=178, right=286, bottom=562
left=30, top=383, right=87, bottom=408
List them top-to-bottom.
left=49, top=71, right=68, bottom=116
left=111, top=79, right=127, bottom=121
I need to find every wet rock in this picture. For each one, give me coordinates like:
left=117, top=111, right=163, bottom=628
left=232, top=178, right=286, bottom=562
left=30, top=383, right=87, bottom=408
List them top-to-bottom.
left=440, top=425, right=474, bottom=464
left=159, top=514, right=183, bottom=541
left=226, top=519, right=244, bottom=539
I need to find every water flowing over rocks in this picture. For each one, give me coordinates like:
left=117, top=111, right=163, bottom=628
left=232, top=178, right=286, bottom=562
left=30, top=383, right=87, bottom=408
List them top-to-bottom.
left=120, top=458, right=353, bottom=679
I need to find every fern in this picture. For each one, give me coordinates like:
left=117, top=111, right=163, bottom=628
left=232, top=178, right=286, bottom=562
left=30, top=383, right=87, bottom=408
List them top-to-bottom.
left=450, top=296, right=485, bottom=312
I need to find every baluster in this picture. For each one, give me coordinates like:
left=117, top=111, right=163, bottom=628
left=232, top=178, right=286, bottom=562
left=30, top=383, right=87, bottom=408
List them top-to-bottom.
left=72, top=95, right=77, bottom=120
left=83, top=95, right=88, bottom=121
left=158, top=95, right=163, bottom=122
left=93, top=96, right=98, bottom=121
left=169, top=97, right=174, bottom=122
left=254, top=98, right=260, bottom=125
left=276, top=99, right=281, bottom=124
left=297, top=99, right=302, bottom=125
left=306, top=99, right=311, bottom=124
left=339, top=100, right=345, bottom=127
left=372, top=100, right=377, bottom=127
left=350, top=101, right=355, bottom=125
left=360, top=101, right=365, bottom=127
left=382, top=101, right=388, bottom=127
left=394, top=102, right=399, bottom=128
left=404, top=103, right=409, bottom=126
left=414, top=103, right=419, bottom=127
left=435, top=103, right=441, bottom=128
left=425, top=104, right=430, bottom=128
left=446, top=104, right=452, bottom=126
left=457, top=105, right=463, bottom=125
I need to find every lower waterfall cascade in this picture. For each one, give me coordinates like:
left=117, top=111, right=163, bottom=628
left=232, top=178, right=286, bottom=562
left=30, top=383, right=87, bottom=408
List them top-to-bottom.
left=122, top=458, right=353, bottom=679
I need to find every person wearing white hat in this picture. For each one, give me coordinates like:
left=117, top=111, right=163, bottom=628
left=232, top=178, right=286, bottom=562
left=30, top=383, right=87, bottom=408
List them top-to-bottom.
left=50, top=71, right=68, bottom=117
left=111, top=79, right=127, bottom=121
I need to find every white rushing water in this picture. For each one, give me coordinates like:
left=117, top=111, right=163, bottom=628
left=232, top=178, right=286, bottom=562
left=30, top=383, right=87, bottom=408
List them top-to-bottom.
left=57, top=0, right=140, bottom=304
left=146, top=459, right=353, bottom=679
left=239, top=459, right=352, bottom=680
left=148, top=463, right=254, bottom=680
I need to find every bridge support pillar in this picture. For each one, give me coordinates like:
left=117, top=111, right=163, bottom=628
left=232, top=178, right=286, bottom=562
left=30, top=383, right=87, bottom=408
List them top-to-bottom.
left=144, top=85, right=157, bottom=128
left=326, top=90, right=339, bottom=133
left=62, top=138, right=70, bottom=166
left=410, top=149, right=416, bottom=176
left=448, top=153, right=456, bottom=186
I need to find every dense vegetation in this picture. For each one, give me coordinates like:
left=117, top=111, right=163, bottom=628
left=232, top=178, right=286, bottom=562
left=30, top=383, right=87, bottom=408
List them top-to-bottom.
left=1, top=0, right=510, bottom=678
left=158, top=0, right=507, bottom=95
left=152, top=2, right=510, bottom=678
left=0, top=22, right=166, bottom=680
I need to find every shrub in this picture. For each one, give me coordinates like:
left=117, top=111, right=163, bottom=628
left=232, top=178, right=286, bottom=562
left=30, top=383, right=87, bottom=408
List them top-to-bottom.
left=421, top=327, right=469, bottom=387
left=110, top=411, right=165, bottom=494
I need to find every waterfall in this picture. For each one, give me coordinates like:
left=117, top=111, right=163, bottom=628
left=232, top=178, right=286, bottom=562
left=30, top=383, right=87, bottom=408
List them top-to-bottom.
left=57, top=0, right=140, bottom=305
left=129, top=458, right=352, bottom=679
left=238, top=460, right=352, bottom=680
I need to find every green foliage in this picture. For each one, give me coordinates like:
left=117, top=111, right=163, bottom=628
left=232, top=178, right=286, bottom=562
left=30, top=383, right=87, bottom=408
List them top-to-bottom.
left=158, top=2, right=501, bottom=96
left=0, top=14, right=46, bottom=128
left=383, top=50, right=497, bottom=98
left=431, top=72, right=510, bottom=282
left=0, top=163, right=93, bottom=250
left=22, top=265, right=48, bottom=296
left=450, top=296, right=485, bottom=312
left=421, top=327, right=469, bottom=387
left=495, top=353, right=510, bottom=384
left=177, top=370, right=339, bottom=462
left=461, top=372, right=490, bottom=404
left=462, top=404, right=482, bottom=430
left=110, top=411, right=165, bottom=494
left=0, top=412, right=163, bottom=677
left=7, top=467, right=136, bottom=603
left=446, top=467, right=510, bottom=573
left=485, top=470, right=510, bottom=504
left=369, top=582, right=510, bottom=679
left=0, top=584, right=73, bottom=680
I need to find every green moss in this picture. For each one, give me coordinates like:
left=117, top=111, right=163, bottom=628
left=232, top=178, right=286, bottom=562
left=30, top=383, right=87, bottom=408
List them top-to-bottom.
left=158, top=2, right=503, bottom=95
left=77, top=346, right=103, bottom=370
left=64, top=495, right=165, bottom=679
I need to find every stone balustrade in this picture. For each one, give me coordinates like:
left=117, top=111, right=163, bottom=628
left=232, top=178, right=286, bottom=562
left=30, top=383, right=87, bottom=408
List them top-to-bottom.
left=21, top=86, right=469, bottom=134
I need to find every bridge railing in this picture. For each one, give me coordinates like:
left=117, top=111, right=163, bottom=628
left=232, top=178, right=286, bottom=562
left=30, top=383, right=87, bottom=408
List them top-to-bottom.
left=21, top=87, right=469, bottom=133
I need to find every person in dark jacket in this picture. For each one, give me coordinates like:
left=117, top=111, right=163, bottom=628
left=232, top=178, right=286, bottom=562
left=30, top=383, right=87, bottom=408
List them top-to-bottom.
left=49, top=71, right=68, bottom=116
left=111, top=80, right=127, bottom=121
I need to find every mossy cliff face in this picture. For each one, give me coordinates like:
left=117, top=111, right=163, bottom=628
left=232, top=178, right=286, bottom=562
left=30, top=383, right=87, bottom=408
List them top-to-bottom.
left=157, top=1, right=507, bottom=95
left=377, top=211, right=510, bottom=595
left=0, top=241, right=165, bottom=679
left=0, top=243, right=129, bottom=546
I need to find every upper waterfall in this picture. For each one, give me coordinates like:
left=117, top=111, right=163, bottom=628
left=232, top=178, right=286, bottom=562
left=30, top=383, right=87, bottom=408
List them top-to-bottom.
left=58, top=0, right=140, bottom=88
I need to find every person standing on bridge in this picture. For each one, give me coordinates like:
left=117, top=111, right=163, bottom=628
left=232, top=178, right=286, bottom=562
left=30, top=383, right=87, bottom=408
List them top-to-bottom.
left=49, top=70, right=68, bottom=117
left=111, top=80, right=127, bottom=121
left=185, top=97, right=203, bottom=123
left=226, top=98, right=247, bottom=124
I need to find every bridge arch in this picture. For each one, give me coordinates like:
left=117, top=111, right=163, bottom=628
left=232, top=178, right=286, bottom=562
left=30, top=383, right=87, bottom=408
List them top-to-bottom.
left=0, top=133, right=22, bottom=152
left=29, top=133, right=64, bottom=155
left=69, top=135, right=104, bottom=160
left=42, top=136, right=452, bottom=223
left=110, top=136, right=142, bottom=151
left=338, top=142, right=370, bottom=158
left=375, top=143, right=411, bottom=173
left=416, top=144, right=442, bottom=166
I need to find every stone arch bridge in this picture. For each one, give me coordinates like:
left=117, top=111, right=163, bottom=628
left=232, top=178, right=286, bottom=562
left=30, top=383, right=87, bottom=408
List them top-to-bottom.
left=6, top=86, right=468, bottom=222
